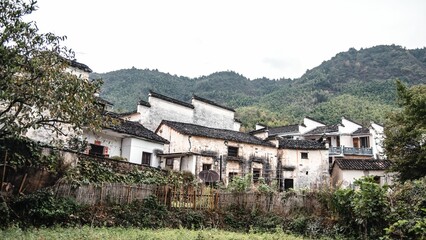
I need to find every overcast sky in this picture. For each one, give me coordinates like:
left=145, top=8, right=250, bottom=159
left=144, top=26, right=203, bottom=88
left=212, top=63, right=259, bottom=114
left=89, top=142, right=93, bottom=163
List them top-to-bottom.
left=30, top=0, right=426, bottom=79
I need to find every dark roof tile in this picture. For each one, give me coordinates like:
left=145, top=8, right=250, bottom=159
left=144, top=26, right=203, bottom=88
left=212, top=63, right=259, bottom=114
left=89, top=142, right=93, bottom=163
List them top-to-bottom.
left=149, top=91, right=194, bottom=109
left=192, top=95, right=235, bottom=112
left=138, top=100, right=151, bottom=107
left=107, top=120, right=169, bottom=144
left=160, top=120, right=274, bottom=147
left=304, top=124, right=340, bottom=135
left=352, top=127, right=370, bottom=135
left=279, top=139, right=326, bottom=150
left=334, top=159, right=391, bottom=171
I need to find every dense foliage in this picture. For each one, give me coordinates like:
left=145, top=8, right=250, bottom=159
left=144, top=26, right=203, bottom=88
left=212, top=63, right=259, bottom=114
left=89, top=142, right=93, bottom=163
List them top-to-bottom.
left=0, top=0, right=106, bottom=145
left=97, top=45, right=426, bottom=129
left=384, top=81, right=426, bottom=181
left=2, top=177, right=425, bottom=239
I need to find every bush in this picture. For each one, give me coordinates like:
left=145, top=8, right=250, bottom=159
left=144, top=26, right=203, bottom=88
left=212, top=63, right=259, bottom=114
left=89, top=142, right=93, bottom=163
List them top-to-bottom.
left=11, top=188, right=80, bottom=227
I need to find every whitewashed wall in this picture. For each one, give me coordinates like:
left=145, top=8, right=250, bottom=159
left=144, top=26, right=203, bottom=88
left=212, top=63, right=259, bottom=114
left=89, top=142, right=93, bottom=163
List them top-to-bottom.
left=192, top=99, right=235, bottom=130
left=84, top=130, right=122, bottom=158
left=279, top=149, right=329, bottom=189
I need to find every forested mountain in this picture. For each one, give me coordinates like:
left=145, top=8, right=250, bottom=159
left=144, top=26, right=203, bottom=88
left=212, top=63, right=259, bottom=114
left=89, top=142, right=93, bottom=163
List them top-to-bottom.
left=95, top=45, right=426, bottom=130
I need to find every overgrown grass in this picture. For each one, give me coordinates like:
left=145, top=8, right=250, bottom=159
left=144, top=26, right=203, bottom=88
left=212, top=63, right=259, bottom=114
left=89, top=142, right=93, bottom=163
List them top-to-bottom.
left=0, top=226, right=305, bottom=240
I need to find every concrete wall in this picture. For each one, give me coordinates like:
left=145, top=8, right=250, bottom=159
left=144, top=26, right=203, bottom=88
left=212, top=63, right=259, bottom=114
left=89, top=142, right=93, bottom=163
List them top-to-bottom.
left=278, top=148, right=329, bottom=189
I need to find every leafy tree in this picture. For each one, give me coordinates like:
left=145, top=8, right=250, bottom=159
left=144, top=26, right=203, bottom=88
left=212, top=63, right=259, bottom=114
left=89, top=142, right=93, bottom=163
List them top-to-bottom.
left=0, top=0, right=105, bottom=144
left=384, top=81, right=426, bottom=181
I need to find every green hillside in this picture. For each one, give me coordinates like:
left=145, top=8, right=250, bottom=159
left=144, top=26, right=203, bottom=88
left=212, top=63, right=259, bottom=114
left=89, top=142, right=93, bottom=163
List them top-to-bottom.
left=95, top=45, right=426, bottom=130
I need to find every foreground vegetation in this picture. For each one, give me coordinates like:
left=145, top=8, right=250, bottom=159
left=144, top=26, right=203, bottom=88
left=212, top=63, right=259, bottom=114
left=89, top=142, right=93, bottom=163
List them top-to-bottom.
left=1, top=177, right=426, bottom=239
left=0, top=227, right=304, bottom=240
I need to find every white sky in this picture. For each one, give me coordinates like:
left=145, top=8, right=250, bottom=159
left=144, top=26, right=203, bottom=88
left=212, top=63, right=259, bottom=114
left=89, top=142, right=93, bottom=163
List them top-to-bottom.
left=30, top=0, right=426, bottom=79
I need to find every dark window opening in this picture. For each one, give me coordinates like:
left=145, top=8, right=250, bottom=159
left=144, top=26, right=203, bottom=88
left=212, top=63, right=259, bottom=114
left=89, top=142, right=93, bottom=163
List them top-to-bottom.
left=336, top=136, right=340, bottom=147
left=360, top=136, right=370, bottom=148
left=89, top=144, right=108, bottom=157
left=228, top=146, right=239, bottom=157
left=142, top=152, right=151, bottom=165
left=301, top=152, right=308, bottom=159
left=165, top=158, right=173, bottom=170
left=202, top=164, right=212, bottom=171
left=253, top=168, right=261, bottom=183
left=228, top=172, right=238, bottom=182
left=373, top=176, right=381, bottom=184
left=284, top=179, right=294, bottom=191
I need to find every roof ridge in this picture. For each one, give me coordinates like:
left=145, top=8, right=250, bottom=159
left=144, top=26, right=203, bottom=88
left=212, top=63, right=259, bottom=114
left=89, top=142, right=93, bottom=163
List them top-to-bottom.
left=149, top=90, right=194, bottom=109
left=192, top=95, right=235, bottom=112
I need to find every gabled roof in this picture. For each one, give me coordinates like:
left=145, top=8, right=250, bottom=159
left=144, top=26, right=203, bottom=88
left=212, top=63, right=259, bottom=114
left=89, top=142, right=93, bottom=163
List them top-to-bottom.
left=69, top=60, right=92, bottom=73
left=149, top=91, right=194, bottom=109
left=192, top=95, right=235, bottom=112
left=95, top=96, right=113, bottom=106
left=138, top=100, right=151, bottom=107
left=115, top=110, right=138, bottom=117
left=304, top=116, right=327, bottom=126
left=107, top=120, right=169, bottom=144
left=159, top=120, right=274, bottom=147
left=304, top=124, right=340, bottom=135
left=269, top=125, right=300, bottom=135
left=352, top=127, right=370, bottom=135
left=278, top=139, right=326, bottom=150
left=333, top=159, right=391, bottom=171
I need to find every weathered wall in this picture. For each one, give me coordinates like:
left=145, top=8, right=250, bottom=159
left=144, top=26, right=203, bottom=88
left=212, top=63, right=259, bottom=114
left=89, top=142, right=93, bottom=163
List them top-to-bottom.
left=143, top=97, right=194, bottom=131
left=192, top=99, right=235, bottom=130
left=84, top=131, right=122, bottom=158
left=278, top=149, right=329, bottom=189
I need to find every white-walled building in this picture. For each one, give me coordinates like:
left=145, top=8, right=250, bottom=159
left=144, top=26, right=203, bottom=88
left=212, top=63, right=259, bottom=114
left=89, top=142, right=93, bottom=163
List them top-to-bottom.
left=121, top=91, right=241, bottom=132
left=84, top=120, right=168, bottom=167
left=155, top=120, right=276, bottom=186
left=277, top=139, right=329, bottom=190
left=330, top=159, right=393, bottom=188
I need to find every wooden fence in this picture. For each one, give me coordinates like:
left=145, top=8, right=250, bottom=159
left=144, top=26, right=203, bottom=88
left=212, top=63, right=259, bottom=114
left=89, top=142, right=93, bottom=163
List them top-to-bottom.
left=54, top=182, right=158, bottom=205
left=54, top=183, right=295, bottom=213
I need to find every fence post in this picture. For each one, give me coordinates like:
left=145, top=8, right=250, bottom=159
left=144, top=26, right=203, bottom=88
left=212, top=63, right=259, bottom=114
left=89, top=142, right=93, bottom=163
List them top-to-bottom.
left=193, top=190, right=196, bottom=210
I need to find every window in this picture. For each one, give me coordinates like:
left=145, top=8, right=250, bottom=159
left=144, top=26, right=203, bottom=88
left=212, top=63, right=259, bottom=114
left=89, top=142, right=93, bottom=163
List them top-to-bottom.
left=336, top=136, right=340, bottom=147
left=360, top=136, right=370, bottom=148
left=353, top=138, right=360, bottom=148
left=89, top=143, right=108, bottom=157
left=228, top=146, right=239, bottom=157
left=141, top=152, right=151, bottom=165
left=301, top=152, right=308, bottom=159
left=165, top=158, right=173, bottom=170
left=166, top=158, right=173, bottom=166
left=202, top=164, right=211, bottom=171
left=253, top=168, right=261, bottom=183
left=228, top=172, right=238, bottom=182
left=373, top=176, right=381, bottom=184
left=284, top=179, right=294, bottom=191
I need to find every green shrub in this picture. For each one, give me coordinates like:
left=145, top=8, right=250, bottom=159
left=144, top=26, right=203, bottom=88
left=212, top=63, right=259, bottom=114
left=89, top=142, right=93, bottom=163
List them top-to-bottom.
left=11, top=188, right=80, bottom=227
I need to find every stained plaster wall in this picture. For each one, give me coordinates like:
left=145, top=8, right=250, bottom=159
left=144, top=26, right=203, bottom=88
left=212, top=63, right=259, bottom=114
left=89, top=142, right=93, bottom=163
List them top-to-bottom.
left=142, top=96, right=194, bottom=131
left=192, top=99, right=235, bottom=130
left=156, top=124, right=277, bottom=185
left=278, top=148, right=329, bottom=189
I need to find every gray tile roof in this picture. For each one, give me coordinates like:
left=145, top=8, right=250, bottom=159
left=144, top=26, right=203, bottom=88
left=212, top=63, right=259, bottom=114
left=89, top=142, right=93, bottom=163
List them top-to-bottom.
left=149, top=91, right=194, bottom=109
left=192, top=95, right=235, bottom=112
left=138, top=100, right=151, bottom=107
left=107, top=120, right=169, bottom=144
left=160, top=120, right=274, bottom=147
left=249, top=124, right=300, bottom=135
left=304, top=124, right=340, bottom=135
left=352, top=127, right=370, bottom=135
left=278, top=139, right=327, bottom=150
left=334, top=159, right=391, bottom=171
